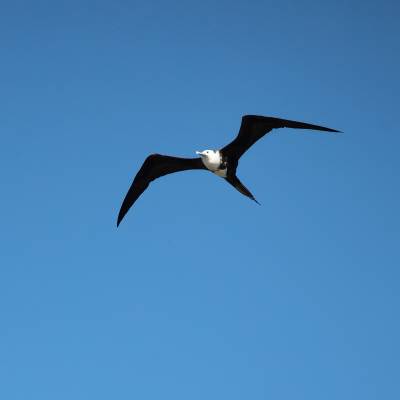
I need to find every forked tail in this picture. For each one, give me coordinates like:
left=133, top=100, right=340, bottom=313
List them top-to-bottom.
left=225, top=175, right=260, bottom=205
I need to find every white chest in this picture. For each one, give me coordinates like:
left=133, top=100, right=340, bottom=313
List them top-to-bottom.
left=201, top=151, right=227, bottom=177
left=201, top=151, right=220, bottom=170
left=213, top=168, right=227, bottom=177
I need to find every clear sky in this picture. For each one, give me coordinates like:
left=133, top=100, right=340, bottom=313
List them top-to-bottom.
left=1, top=0, right=399, bottom=399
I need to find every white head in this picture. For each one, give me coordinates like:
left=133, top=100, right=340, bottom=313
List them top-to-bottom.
left=196, top=149, right=215, bottom=159
left=196, top=149, right=221, bottom=170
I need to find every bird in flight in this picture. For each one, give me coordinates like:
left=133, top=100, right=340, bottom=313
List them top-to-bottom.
left=117, top=115, right=340, bottom=226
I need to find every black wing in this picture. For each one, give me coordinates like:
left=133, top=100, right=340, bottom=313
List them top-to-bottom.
left=221, top=115, right=340, bottom=160
left=117, top=154, right=206, bottom=226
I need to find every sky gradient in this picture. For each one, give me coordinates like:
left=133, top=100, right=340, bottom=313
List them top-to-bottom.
left=1, top=1, right=399, bottom=399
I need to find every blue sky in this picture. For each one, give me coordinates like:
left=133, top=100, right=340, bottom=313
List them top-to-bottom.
left=1, top=0, right=399, bottom=399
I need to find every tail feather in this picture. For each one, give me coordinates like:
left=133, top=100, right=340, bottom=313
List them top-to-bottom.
left=225, top=175, right=260, bottom=204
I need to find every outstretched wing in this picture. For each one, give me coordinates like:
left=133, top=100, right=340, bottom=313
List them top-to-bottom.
left=221, top=115, right=340, bottom=160
left=117, top=154, right=206, bottom=226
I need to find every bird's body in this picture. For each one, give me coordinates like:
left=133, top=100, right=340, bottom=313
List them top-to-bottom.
left=117, top=114, right=340, bottom=226
left=197, top=150, right=227, bottom=177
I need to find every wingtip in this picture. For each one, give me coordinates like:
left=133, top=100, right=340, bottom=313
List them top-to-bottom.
left=319, top=126, right=341, bottom=133
left=117, top=207, right=128, bottom=227
left=116, top=214, right=123, bottom=227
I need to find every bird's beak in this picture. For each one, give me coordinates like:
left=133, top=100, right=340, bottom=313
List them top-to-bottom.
left=196, top=151, right=203, bottom=156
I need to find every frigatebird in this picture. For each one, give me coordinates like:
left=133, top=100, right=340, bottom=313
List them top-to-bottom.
left=117, top=115, right=340, bottom=226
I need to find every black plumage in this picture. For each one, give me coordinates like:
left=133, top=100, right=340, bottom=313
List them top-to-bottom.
left=117, top=115, right=340, bottom=226
left=221, top=115, right=339, bottom=160
left=117, top=155, right=205, bottom=226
